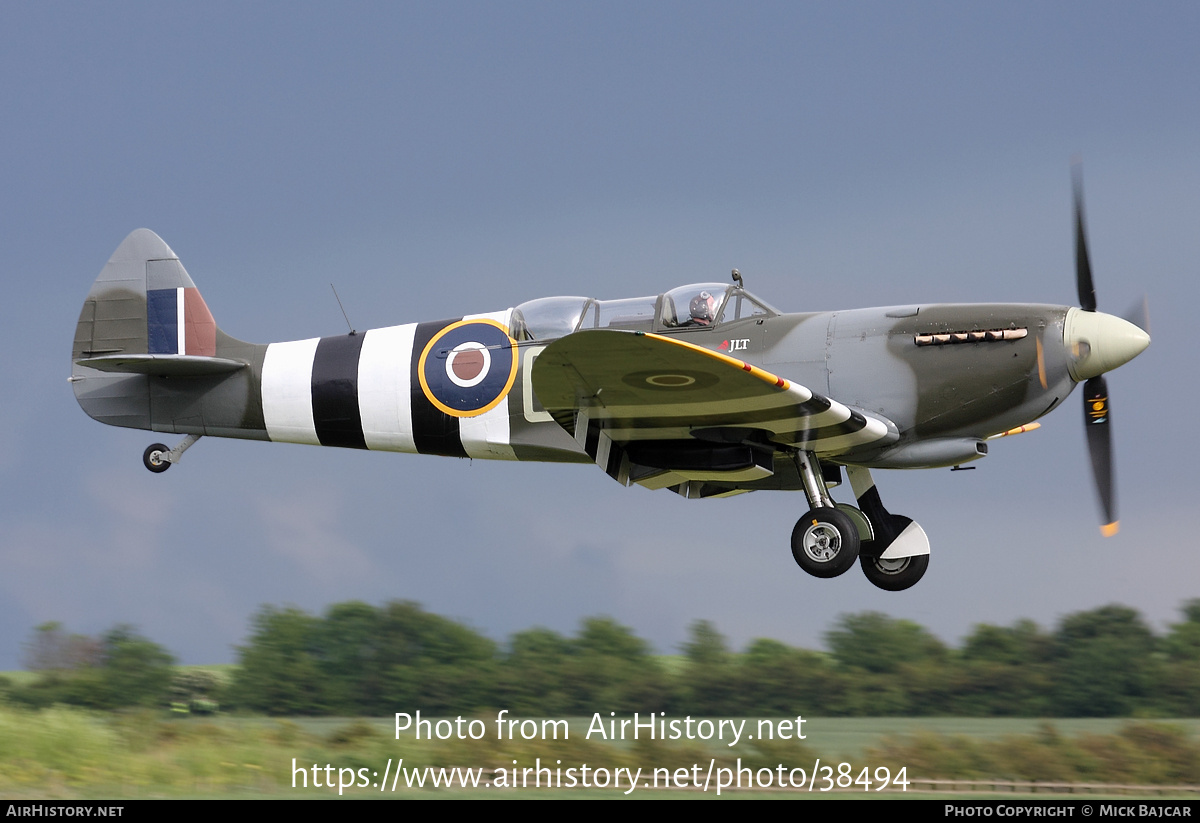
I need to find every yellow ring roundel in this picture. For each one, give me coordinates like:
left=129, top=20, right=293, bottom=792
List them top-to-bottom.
left=418, top=319, right=518, bottom=417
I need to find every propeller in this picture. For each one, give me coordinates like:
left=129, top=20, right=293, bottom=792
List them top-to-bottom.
left=1072, top=164, right=1118, bottom=536
left=1123, top=294, right=1151, bottom=335
left=1082, top=374, right=1116, bottom=535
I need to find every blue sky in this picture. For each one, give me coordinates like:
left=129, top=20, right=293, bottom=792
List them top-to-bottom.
left=2, top=2, right=1197, bottom=669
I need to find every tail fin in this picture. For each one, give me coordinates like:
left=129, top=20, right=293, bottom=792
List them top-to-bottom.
left=73, top=229, right=220, bottom=362
left=71, top=230, right=244, bottom=429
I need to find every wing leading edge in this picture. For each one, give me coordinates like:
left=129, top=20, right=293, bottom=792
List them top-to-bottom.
left=531, top=329, right=893, bottom=494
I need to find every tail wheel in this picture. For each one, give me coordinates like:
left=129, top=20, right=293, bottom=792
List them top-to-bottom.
left=143, top=443, right=170, bottom=473
left=791, top=507, right=859, bottom=578
left=860, top=553, right=929, bottom=591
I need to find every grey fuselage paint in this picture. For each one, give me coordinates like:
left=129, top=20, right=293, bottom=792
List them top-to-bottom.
left=70, top=230, right=1081, bottom=483
left=75, top=300, right=1078, bottom=479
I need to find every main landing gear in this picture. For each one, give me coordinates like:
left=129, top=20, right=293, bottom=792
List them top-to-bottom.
left=141, top=434, right=202, bottom=473
left=790, top=451, right=930, bottom=591
left=791, top=506, right=859, bottom=578
left=859, top=553, right=930, bottom=592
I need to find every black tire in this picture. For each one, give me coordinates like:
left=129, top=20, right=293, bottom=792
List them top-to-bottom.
left=143, top=443, right=171, bottom=473
left=791, top=507, right=860, bottom=578
left=860, top=553, right=929, bottom=591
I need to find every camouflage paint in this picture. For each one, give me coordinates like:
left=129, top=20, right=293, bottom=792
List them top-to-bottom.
left=72, top=229, right=1138, bottom=489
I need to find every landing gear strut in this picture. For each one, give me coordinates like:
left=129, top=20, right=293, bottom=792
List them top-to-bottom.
left=141, top=434, right=202, bottom=473
left=790, top=452, right=860, bottom=578
left=789, top=453, right=931, bottom=590
left=846, top=465, right=930, bottom=591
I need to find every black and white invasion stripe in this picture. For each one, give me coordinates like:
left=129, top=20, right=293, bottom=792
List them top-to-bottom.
left=260, top=311, right=518, bottom=460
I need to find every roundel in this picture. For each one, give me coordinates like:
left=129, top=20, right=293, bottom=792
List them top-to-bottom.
left=418, top=319, right=518, bottom=417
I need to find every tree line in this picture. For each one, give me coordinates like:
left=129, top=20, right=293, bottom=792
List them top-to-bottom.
left=7, top=600, right=1200, bottom=717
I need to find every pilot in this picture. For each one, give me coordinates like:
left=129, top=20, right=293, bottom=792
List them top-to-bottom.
left=687, top=291, right=717, bottom=326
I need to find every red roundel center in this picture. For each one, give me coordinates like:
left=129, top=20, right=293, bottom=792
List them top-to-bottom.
left=452, top=349, right=486, bottom=381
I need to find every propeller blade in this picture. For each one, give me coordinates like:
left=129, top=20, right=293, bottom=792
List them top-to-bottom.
left=1073, top=163, right=1097, bottom=312
left=1122, top=294, right=1151, bottom=335
left=1082, top=375, right=1117, bottom=535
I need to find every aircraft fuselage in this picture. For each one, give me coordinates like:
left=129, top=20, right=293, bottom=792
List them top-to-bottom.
left=75, top=296, right=1077, bottom=476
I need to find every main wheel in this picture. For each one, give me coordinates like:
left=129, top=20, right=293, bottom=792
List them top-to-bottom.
left=143, top=443, right=171, bottom=473
left=791, top=507, right=860, bottom=578
left=860, top=553, right=929, bottom=591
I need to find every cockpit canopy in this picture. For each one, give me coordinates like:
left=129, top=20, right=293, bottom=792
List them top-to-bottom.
left=512, top=283, right=777, bottom=341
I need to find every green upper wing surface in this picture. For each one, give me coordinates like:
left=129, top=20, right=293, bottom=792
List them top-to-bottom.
left=531, top=330, right=891, bottom=455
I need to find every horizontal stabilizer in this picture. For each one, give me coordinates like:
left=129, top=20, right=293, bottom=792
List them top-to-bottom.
left=74, top=354, right=246, bottom=377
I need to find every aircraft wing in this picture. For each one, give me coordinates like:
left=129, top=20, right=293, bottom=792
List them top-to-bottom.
left=531, top=329, right=892, bottom=492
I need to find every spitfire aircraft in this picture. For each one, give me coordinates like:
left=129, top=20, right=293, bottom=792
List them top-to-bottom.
left=70, top=175, right=1149, bottom=590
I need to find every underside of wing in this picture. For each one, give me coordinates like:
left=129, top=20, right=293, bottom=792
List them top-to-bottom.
left=531, top=330, right=894, bottom=494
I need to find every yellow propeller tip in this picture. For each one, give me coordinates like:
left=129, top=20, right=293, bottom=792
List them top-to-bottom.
left=1100, top=522, right=1119, bottom=537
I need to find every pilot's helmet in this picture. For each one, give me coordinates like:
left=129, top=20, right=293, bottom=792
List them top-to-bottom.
left=690, top=291, right=716, bottom=323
